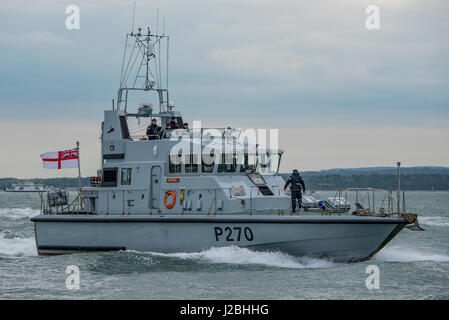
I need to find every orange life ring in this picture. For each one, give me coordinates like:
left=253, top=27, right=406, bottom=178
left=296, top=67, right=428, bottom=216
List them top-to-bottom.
left=164, top=190, right=176, bottom=209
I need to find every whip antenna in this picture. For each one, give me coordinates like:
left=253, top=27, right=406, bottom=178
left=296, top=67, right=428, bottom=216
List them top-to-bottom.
left=131, top=1, right=136, bottom=33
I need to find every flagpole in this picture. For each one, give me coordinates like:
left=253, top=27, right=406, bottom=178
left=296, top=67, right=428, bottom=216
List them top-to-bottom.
left=77, top=141, right=81, bottom=213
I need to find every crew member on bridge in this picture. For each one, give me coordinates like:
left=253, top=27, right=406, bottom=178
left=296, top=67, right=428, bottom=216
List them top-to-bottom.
left=169, top=117, right=179, bottom=129
left=146, top=119, right=161, bottom=140
left=284, top=169, right=306, bottom=214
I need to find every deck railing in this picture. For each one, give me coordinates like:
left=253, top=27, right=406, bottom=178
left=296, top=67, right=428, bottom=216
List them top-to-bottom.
left=39, top=186, right=406, bottom=218
left=342, top=188, right=402, bottom=216
left=40, top=190, right=81, bottom=215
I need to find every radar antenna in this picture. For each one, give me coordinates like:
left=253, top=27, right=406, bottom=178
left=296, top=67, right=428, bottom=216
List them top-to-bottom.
left=117, top=14, right=171, bottom=115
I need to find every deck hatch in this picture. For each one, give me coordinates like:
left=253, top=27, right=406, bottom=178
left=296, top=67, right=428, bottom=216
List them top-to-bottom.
left=258, top=186, right=274, bottom=196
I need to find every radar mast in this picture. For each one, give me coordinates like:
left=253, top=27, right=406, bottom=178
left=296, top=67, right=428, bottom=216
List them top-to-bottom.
left=117, top=23, right=171, bottom=115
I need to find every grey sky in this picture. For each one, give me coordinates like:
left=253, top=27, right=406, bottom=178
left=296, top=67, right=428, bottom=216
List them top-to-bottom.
left=0, top=0, right=448, bottom=178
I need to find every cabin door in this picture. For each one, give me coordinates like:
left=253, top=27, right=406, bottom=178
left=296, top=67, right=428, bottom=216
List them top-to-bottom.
left=150, top=166, right=161, bottom=209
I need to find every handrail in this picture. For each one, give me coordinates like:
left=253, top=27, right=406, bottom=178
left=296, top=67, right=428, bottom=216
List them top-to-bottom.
left=39, top=185, right=406, bottom=217
left=159, top=185, right=285, bottom=194
left=83, top=187, right=148, bottom=191
left=343, top=187, right=399, bottom=200
left=341, top=188, right=400, bottom=216
left=40, top=190, right=80, bottom=215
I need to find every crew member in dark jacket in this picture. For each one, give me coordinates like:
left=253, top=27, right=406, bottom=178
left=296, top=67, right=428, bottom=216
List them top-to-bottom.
left=169, top=117, right=179, bottom=129
left=146, top=119, right=160, bottom=140
left=284, top=169, right=306, bottom=213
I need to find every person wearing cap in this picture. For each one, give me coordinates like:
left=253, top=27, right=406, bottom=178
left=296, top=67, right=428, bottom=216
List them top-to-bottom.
left=169, top=117, right=179, bottom=129
left=146, top=118, right=161, bottom=140
left=183, top=123, right=189, bottom=130
left=284, top=169, right=306, bottom=214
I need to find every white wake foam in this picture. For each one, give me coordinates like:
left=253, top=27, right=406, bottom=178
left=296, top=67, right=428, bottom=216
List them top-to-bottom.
left=0, top=207, right=40, bottom=219
left=419, top=216, right=449, bottom=227
left=0, top=232, right=36, bottom=257
left=146, top=246, right=335, bottom=269
left=375, top=246, right=449, bottom=262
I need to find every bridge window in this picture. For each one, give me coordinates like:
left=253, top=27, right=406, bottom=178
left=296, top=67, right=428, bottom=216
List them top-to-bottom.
left=119, top=116, right=130, bottom=139
left=202, top=152, right=215, bottom=173
left=257, top=152, right=281, bottom=174
left=169, top=153, right=182, bottom=173
left=218, top=153, right=237, bottom=173
left=240, top=153, right=257, bottom=173
left=185, top=154, right=199, bottom=173
left=102, top=168, right=118, bottom=187
left=121, top=168, right=132, bottom=185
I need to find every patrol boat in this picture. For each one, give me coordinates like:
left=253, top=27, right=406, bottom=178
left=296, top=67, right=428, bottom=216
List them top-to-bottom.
left=31, top=27, right=420, bottom=261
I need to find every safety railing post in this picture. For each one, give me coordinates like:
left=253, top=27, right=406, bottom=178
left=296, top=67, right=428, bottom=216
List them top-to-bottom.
left=214, top=189, right=217, bottom=215
left=250, top=190, right=252, bottom=215
left=345, top=190, right=348, bottom=213
left=367, top=190, right=370, bottom=211
left=403, top=191, right=406, bottom=213
left=39, top=193, right=43, bottom=214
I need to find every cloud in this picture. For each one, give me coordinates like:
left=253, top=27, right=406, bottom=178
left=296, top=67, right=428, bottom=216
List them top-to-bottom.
left=0, top=0, right=448, bottom=175
left=0, top=31, right=74, bottom=46
left=210, top=42, right=304, bottom=76
left=279, top=125, right=449, bottom=171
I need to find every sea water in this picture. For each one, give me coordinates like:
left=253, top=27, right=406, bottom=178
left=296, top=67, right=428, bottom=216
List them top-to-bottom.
left=0, top=191, right=448, bottom=299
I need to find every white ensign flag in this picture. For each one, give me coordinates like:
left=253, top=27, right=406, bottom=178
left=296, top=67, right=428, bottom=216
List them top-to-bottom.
left=40, top=148, right=79, bottom=169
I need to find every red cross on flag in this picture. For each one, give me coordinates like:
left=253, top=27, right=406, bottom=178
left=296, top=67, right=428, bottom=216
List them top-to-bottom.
left=40, top=147, right=79, bottom=169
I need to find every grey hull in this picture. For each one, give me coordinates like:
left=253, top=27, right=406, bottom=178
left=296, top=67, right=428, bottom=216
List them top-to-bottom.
left=31, top=215, right=406, bottom=261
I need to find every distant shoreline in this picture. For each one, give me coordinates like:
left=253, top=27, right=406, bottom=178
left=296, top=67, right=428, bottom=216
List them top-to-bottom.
left=2, top=167, right=449, bottom=191
left=2, top=172, right=449, bottom=191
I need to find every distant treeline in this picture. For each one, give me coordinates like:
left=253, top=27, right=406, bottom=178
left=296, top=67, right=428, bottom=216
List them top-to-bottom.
left=304, top=166, right=449, bottom=176
left=1, top=168, right=449, bottom=191
left=280, top=173, right=449, bottom=191
left=0, top=178, right=90, bottom=190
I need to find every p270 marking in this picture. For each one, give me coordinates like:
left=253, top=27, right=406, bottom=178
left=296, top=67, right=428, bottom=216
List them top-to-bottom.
left=214, top=226, right=254, bottom=242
